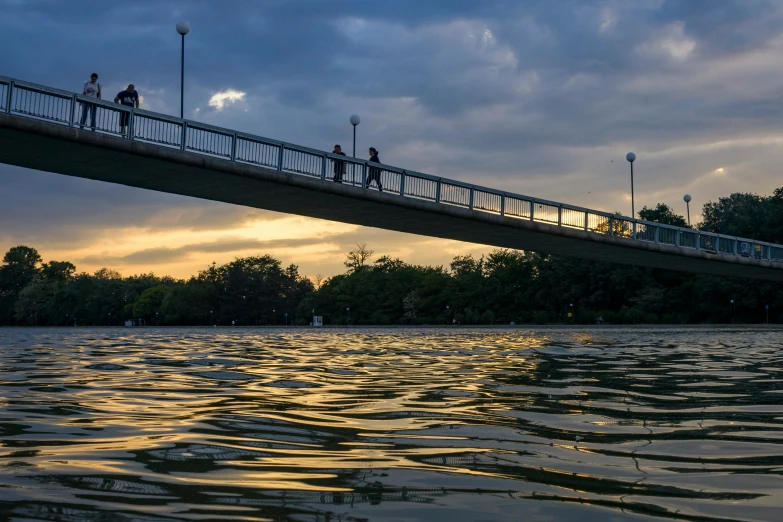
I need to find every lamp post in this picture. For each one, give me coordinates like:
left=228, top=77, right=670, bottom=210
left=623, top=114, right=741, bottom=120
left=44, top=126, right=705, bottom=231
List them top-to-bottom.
left=176, top=22, right=190, bottom=119
left=350, top=115, right=360, bottom=157
left=626, top=152, right=636, bottom=218
left=683, top=194, right=692, bottom=227
left=730, top=299, right=734, bottom=324
left=569, top=303, right=574, bottom=321
left=446, top=305, right=450, bottom=325
left=346, top=307, right=350, bottom=325
left=272, top=309, right=276, bottom=325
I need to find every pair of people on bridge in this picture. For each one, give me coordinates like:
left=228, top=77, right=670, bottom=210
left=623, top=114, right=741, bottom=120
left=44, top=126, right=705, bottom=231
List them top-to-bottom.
left=79, top=73, right=140, bottom=136
left=331, top=145, right=383, bottom=191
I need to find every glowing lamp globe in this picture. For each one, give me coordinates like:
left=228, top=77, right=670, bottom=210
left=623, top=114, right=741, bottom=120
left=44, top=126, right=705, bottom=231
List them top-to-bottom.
left=176, top=22, right=190, bottom=35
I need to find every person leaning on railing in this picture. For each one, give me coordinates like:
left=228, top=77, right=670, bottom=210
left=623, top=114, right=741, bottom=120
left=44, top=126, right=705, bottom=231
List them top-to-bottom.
left=80, top=73, right=101, bottom=130
left=114, top=84, right=140, bottom=136
left=332, top=144, right=346, bottom=183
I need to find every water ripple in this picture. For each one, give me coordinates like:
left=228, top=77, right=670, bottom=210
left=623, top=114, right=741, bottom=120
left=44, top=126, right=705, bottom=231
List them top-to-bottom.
left=1, top=327, right=782, bottom=521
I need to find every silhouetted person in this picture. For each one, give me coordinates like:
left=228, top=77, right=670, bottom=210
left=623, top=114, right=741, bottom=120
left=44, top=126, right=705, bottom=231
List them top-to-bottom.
left=80, top=73, right=101, bottom=130
left=114, top=84, right=139, bottom=136
left=332, top=144, right=346, bottom=182
left=367, top=147, right=382, bottom=191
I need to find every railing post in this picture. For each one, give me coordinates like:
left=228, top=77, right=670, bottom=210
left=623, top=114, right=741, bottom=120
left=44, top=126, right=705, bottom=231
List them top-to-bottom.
left=5, top=81, right=12, bottom=114
left=69, top=93, right=76, bottom=126
left=128, top=108, right=134, bottom=141
left=180, top=121, right=187, bottom=151
left=230, top=132, right=237, bottom=161
left=277, top=144, right=284, bottom=171
left=321, top=154, right=327, bottom=180
left=362, top=163, right=368, bottom=188
left=400, top=171, right=406, bottom=196
left=435, top=179, right=441, bottom=202
left=469, top=187, right=474, bottom=210
left=500, top=194, right=505, bottom=216
left=529, top=201, right=535, bottom=221
left=557, top=205, right=562, bottom=226
left=584, top=212, right=589, bottom=231
left=608, top=217, right=614, bottom=236
left=632, top=221, right=637, bottom=239
left=654, top=226, right=659, bottom=243
left=675, top=230, right=680, bottom=247
left=696, top=233, right=701, bottom=250
left=733, top=239, right=738, bottom=255
left=769, top=245, right=773, bottom=261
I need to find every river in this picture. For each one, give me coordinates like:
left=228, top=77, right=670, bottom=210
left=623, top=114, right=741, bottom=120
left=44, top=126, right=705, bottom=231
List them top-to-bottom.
left=1, top=327, right=782, bottom=521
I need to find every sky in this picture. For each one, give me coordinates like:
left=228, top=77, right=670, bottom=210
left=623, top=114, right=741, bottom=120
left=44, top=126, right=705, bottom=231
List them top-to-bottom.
left=2, top=0, right=783, bottom=280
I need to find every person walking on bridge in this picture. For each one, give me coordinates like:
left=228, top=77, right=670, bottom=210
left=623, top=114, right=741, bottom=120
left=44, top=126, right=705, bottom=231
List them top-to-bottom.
left=80, top=73, right=102, bottom=130
left=114, top=84, right=139, bottom=136
left=332, top=144, right=346, bottom=183
left=367, top=147, right=383, bottom=192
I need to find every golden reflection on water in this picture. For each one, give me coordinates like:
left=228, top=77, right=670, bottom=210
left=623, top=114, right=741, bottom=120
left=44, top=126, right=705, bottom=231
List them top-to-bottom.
left=2, top=327, right=783, bottom=521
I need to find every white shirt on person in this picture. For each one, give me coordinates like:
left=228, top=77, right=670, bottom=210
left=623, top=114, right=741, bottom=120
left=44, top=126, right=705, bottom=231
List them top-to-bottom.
left=83, top=80, right=101, bottom=98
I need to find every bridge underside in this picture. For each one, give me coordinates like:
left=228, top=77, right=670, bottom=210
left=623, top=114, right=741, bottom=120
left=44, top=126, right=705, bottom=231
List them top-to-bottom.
left=1, top=113, right=782, bottom=281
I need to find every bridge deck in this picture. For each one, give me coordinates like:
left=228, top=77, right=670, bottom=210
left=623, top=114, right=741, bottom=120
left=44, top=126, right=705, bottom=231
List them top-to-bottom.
left=2, top=112, right=782, bottom=280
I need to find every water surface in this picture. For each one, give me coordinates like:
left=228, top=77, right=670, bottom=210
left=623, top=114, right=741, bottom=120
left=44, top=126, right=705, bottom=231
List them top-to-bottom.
left=1, top=327, right=783, bottom=521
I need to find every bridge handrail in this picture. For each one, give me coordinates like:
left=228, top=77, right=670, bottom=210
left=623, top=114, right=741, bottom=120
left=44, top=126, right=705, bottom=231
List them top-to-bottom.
left=2, top=74, right=782, bottom=263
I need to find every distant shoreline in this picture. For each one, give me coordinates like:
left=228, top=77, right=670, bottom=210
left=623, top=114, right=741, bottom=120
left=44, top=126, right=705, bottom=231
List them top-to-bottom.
left=2, top=324, right=781, bottom=330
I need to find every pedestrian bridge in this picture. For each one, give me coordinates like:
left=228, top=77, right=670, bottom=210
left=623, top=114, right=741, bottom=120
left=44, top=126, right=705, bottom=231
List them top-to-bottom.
left=1, top=75, right=782, bottom=281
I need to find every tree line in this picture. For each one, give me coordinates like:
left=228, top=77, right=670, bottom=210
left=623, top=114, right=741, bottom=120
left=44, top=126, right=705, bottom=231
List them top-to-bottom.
left=2, top=187, right=782, bottom=326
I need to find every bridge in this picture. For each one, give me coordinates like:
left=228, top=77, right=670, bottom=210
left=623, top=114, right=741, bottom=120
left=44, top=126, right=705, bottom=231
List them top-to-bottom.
left=1, top=75, right=782, bottom=281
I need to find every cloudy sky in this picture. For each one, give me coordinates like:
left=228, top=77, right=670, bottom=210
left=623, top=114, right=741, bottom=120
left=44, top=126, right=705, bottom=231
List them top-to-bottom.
left=2, top=0, right=783, bottom=280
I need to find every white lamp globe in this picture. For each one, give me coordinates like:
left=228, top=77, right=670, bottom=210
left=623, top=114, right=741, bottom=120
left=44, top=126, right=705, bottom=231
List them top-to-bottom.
left=176, top=22, right=190, bottom=35
left=350, top=114, right=360, bottom=126
left=626, top=152, right=636, bottom=163
left=683, top=194, right=692, bottom=203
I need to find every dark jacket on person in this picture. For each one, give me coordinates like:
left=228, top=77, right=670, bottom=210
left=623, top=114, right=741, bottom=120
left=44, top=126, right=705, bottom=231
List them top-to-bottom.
left=333, top=151, right=347, bottom=176
left=368, top=151, right=382, bottom=183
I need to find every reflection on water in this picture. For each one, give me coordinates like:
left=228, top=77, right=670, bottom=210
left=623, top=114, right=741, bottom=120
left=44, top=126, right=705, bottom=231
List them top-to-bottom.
left=1, top=327, right=783, bottom=521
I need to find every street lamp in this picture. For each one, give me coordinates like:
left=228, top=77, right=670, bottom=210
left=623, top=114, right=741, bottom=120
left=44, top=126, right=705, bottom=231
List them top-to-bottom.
left=176, top=21, right=190, bottom=119
left=350, top=115, right=360, bottom=157
left=626, top=152, right=636, bottom=218
left=683, top=194, right=692, bottom=227
left=730, top=299, right=734, bottom=324
left=569, top=303, right=574, bottom=321
left=446, top=305, right=450, bottom=325
left=346, top=307, right=350, bottom=325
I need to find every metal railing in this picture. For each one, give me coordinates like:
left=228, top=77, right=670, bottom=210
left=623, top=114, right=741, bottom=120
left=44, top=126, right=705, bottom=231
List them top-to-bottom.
left=2, top=74, right=782, bottom=266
